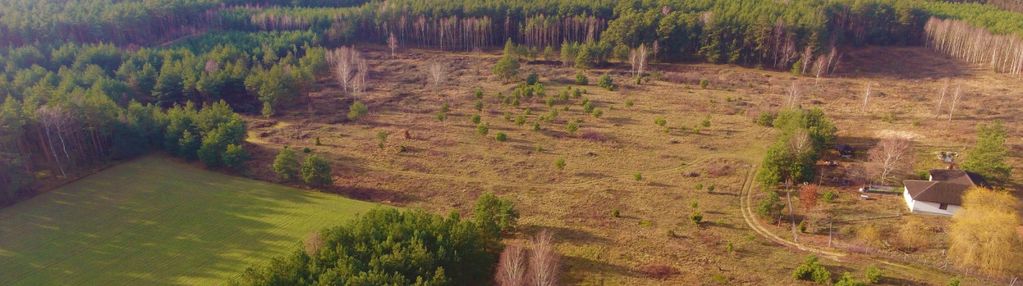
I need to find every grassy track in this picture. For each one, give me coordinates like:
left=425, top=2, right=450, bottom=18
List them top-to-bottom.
left=0, top=155, right=379, bottom=285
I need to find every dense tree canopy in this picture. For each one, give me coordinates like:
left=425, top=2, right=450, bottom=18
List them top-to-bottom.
left=234, top=205, right=512, bottom=285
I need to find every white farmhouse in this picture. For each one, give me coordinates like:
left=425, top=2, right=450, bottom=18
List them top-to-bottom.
left=902, top=169, right=983, bottom=216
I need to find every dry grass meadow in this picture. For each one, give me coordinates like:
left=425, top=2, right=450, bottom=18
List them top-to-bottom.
left=239, top=45, right=1022, bottom=284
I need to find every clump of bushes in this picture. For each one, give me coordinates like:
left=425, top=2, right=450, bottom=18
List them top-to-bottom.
left=575, top=71, right=589, bottom=85
left=495, top=132, right=508, bottom=142
left=301, top=154, right=332, bottom=186
left=792, top=255, right=831, bottom=284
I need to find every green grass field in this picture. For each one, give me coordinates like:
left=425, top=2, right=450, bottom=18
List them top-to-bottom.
left=0, top=155, right=379, bottom=285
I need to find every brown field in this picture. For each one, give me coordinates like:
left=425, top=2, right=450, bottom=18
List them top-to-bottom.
left=239, top=45, right=1022, bottom=284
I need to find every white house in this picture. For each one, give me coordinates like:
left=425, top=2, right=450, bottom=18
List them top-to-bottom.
left=902, top=169, right=983, bottom=216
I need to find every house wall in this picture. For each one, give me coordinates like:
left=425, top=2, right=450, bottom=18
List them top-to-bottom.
left=912, top=200, right=959, bottom=216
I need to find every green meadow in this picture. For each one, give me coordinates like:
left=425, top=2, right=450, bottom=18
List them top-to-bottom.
left=0, top=155, right=378, bottom=285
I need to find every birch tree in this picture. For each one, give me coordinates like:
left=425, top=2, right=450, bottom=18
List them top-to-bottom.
left=867, top=136, right=914, bottom=185
left=528, top=230, right=559, bottom=286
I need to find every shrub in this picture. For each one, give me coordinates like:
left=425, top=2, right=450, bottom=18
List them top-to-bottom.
left=493, top=54, right=520, bottom=82
left=575, top=71, right=588, bottom=85
left=525, top=72, right=539, bottom=85
left=598, top=74, right=614, bottom=90
left=699, top=79, right=709, bottom=89
left=474, top=87, right=484, bottom=99
left=572, top=88, right=582, bottom=98
left=625, top=99, right=634, bottom=107
left=474, top=100, right=484, bottom=111
left=347, top=101, right=368, bottom=120
left=583, top=101, right=595, bottom=113
left=592, top=109, right=603, bottom=118
left=436, top=111, right=447, bottom=121
left=755, top=112, right=777, bottom=127
left=471, top=114, right=481, bottom=124
left=515, top=115, right=526, bottom=126
left=701, top=116, right=711, bottom=128
left=655, top=117, right=667, bottom=127
left=566, top=121, right=579, bottom=135
left=532, top=122, right=541, bottom=131
left=477, top=123, right=489, bottom=136
left=376, top=131, right=389, bottom=149
left=495, top=132, right=508, bottom=142
left=314, top=137, right=321, bottom=146
left=222, top=144, right=248, bottom=171
left=302, top=147, right=311, bottom=153
left=301, top=154, right=333, bottom=186
left=555, top=158, right=566, bottom=170
left=633, top=172, right=643, bottom=181
left=695, top=183, right=704, bottom=190
left=707, top=185, right=716, bottom=192
left=823, top=190, right=837, bottom=203
left=611, top=209, right=621, bottom=218
left=690, top=211, right=703, bottom=225
left=799, top=221, right=808, bottom=233
left=792, top=255, right=831, bottom=284
left=865, top=266, right=882, bottom=284
left=835, top=272, right=866, bottom=286
left=947, top=277, right=961, bottom=286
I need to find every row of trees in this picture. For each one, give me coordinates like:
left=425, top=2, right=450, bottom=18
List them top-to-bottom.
left=234, top=193, right=521, bottom=285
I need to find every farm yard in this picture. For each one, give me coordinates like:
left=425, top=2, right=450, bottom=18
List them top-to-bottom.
left=0, top=156, right=379, bottom=285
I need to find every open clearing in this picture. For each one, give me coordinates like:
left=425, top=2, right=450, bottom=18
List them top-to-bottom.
left=239, top=46, right=1019, bottom=284
left=0, top=155, right=379, bottom=286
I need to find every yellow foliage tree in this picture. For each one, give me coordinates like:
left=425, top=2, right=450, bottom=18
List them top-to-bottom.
left=948, top=187, right=1023, bottom=276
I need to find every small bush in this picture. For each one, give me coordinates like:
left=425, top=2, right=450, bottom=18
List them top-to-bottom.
left=526, top=71, right=539, bottom=85
left=575, top=71, right=589, bottom=85
left=598, top=74, right=614, bottom=90
left=699, top=79, right=709, bottom=89
left=474, top=87, right=484, bottom=99
left=572, top=88, right=582, bottom=98
left=625, top=99, right=634, bottom=107
left=474, top=100, right=484, bottom=111
left=347, top=101, right=368, bottom=120
left=583, top=101, right=595, bottom=113
left=592, top=109, right=603, bottom=118
left=435, top=112, right=447, bottom=121
left=755, top=112, right=777, bottom=127
left=471, top=114, right=481, bottom=124
left=515, top=115, right=526, bottom=126
left=701, top=116, right=711, bottom=128
left=655, top=117, right=667, bottom=127
left=566, top=121, right=579, bottom=135
left=532, top=122, right=541, bottom=131
left=476, top=123, right=489, bottom=135
left=495, top=132, right=508, bottom=142
left=314, top=137, right=321, bottom=146
left=302, top=147, right=312, bottom=153
left=555, top=158, right=566, bottom=170
left=633, top=172, right=643, bottom=181
left=695, top=183, right=703, bottom=190
left=707, top=185, right=716, bottom=192
left=823, top=190, right=837, bottom=203
left=611, top=209, right=620, bottom=218
left=690, top=211, right=703, bottom=225
left=799, top=221, right=808, bottom=233
left=792, top=255, right=831, bottom=284
left=865, top=266, right=882, bottom=284
left=835, top=272, right=866, bottom=286
left=947, top=277, right=961, bottom=286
